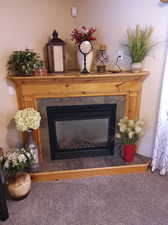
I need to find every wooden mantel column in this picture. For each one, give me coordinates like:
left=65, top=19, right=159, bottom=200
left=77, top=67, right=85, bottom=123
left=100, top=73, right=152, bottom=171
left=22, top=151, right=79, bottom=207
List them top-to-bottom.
left=8, top=71, right=149, bottom=162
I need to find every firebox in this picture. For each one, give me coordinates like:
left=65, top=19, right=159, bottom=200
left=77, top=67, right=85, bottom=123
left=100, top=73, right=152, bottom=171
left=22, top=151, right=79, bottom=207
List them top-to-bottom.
left=47, top=104, right=116, bottom=160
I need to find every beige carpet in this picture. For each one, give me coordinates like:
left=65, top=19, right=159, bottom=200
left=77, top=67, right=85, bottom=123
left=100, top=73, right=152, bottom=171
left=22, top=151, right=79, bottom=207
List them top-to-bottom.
left=3, top=172, right=168, bottom=225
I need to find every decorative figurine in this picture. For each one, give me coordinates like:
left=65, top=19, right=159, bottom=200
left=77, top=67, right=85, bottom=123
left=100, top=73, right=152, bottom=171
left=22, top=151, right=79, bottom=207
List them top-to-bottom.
left=96, top=44, right=109, bottom=73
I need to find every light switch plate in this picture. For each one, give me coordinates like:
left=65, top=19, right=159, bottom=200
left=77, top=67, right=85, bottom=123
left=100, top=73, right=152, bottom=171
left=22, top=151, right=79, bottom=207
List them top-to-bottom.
left=71, top=7, right=78, bottom=17
left=8, top=85, right=15, bottom=96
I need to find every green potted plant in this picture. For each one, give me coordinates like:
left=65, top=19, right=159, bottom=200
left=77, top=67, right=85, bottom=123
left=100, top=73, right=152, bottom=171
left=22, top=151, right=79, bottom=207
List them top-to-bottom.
left=125, top=25, right=155, bottom=72
left=7, top=49, right=44, bottom=76
left=116, top=116, right=144, bottom=162
left=0, top=148, right=35, bottom=200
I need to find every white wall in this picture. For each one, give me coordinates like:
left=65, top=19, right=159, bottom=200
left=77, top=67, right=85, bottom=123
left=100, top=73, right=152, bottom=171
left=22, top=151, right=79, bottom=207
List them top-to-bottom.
left=0, top=0, right=75, bottom=149
left=1, top=0, right=168, bottom=158
left=76, top=0, right=168, bottom=157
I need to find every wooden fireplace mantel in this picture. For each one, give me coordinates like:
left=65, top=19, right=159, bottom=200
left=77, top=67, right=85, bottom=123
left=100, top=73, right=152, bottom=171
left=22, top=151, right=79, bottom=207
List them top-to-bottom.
left=8, top=70, right=149, bottom=162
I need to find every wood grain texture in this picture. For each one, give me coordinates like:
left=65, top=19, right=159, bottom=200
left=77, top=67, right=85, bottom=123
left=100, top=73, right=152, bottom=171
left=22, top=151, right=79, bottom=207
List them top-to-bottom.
left=160, top=0, right=168, bottom=2
left=8, top=71, right=149, bottom=162
left=30, top=163, right=149, bottom=182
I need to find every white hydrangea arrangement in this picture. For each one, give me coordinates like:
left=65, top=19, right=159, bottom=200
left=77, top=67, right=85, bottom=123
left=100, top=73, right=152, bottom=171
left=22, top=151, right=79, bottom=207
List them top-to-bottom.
left=14, top=108, right=41, bottom=132
left=116, top=116, right=144, bottom=145
left=0, top=148, right=35, bottom=178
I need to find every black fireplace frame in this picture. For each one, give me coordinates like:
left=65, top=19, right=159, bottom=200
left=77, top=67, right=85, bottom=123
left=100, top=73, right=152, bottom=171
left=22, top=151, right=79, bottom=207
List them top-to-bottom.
left=47, top=104, right=116, bottom=160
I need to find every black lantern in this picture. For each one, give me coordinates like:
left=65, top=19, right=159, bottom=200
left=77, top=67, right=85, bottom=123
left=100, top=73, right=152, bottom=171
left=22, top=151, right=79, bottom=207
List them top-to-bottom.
left=47, top=30, right=65, bottom=73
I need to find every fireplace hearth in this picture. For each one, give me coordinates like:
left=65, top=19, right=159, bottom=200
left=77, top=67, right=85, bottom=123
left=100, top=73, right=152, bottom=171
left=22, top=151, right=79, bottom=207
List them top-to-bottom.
left=47, top=104, right=116, bottom=160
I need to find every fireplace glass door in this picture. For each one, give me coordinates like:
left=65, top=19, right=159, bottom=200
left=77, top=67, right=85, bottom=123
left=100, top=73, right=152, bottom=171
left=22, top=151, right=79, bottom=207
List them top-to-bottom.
left=47, top=104, right=116, bottom=160
left=56, top=118, right=108, bottom=150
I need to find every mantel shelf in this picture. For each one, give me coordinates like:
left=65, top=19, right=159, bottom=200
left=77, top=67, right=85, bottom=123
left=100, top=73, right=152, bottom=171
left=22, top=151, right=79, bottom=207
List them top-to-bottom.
left=7, top=70, right=149, bottom=83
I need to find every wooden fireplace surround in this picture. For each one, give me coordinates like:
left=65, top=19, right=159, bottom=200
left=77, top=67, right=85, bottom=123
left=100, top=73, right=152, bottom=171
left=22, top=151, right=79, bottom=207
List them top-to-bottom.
left=8, top=71, right=149, bottom=162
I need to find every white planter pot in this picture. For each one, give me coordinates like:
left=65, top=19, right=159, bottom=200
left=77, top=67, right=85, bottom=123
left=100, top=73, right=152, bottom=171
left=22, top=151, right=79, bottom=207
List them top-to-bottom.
left=77, top=50, right=93, bottom=73
left=131, top=62, right=143, bottom=73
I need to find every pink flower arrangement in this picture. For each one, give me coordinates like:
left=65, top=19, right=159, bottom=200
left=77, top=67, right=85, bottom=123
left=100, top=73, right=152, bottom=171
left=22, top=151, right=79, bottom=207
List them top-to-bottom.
left=71, top=26, right=96, bottom=45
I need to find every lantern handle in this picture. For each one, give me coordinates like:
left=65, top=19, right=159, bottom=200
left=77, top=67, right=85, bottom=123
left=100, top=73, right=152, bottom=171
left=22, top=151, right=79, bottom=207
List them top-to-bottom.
left=50, top=30, right=64, bottom=44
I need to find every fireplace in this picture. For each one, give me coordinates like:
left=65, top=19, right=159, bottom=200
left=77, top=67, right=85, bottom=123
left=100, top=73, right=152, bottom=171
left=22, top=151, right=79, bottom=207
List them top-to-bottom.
left=8, top=71, right=149, bottom=161
left=7, top=72, right=149, bottom=179
left=47, top=104, right=116, bottom=160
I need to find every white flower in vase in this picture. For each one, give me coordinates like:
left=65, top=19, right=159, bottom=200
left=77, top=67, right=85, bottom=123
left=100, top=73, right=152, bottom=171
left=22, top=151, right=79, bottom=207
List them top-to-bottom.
left=14, top=108, right=41, bottom=132
left=120, top=116, right=128, bottom=124
left=128, top=120, right=135, bottom=127
left=135, top=120, right=144, bottom=127
left=119, top=125, right=127, bottom=132
left=135, top=126, right=142, bottom=134
left=128, top=131, right=135, bottom=139
left=116, top=133, right=121, bottom=139
left=4, top=160, right=9, bottom=169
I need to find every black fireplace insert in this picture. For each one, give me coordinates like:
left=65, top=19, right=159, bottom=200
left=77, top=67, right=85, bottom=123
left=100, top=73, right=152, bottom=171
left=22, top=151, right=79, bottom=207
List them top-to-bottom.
left=47, top=104, right=116, bottom=160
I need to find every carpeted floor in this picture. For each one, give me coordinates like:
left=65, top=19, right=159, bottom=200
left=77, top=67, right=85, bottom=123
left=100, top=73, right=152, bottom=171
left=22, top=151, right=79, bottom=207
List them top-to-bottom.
left=2, top=172, right=168, bottom=225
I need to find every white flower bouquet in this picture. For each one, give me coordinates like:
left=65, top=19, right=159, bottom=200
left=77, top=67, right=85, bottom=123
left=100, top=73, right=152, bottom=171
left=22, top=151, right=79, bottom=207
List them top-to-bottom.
left=14, top=108, right=41, bottom=132
left=116, top=116, right=144, bottom=145
left=0, top=148, right=35, bottom=178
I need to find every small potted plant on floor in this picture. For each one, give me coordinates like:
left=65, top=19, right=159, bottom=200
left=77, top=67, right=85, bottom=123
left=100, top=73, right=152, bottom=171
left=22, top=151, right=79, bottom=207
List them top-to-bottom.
left=125, top=24, right=155, bottom=72
left=7, top=49, right=44, bottom=76
left=116, top=116, right=144, bottom=162
left=0, top=148, right=35, bottom=200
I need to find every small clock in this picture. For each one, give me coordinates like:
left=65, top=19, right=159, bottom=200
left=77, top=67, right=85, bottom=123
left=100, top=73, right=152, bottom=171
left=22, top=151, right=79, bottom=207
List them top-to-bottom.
left=79, top=41, right=92, bottom=74
left=79, top=41, right=92, bottom=54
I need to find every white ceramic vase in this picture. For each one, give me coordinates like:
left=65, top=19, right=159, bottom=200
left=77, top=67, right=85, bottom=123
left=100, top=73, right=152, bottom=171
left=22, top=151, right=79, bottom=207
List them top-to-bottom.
left=77, top=50, right=93, bottom=73
left=131, top=62, right=143, bottom=73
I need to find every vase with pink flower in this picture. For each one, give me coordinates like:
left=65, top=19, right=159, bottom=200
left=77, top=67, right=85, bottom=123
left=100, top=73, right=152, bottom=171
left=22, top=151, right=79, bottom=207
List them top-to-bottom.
left=71, top=26, right=96, bottom=72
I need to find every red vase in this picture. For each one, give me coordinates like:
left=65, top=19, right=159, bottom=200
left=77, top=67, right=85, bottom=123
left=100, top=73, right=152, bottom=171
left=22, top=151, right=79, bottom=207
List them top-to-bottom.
left=123, top=145, right=136, bottom=163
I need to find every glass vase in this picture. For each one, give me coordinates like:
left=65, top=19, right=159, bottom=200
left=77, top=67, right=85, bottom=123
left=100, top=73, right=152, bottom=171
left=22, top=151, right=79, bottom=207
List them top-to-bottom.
left=25, top=129, right=39, bottom=172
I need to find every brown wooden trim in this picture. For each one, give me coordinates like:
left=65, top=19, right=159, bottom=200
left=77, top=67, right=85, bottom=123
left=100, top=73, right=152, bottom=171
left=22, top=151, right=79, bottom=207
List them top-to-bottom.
left=160, top=0, right=168, bottom=3
left=7, top=71, right=149, bottom=82
left=31, top=163, right=149, bottom=182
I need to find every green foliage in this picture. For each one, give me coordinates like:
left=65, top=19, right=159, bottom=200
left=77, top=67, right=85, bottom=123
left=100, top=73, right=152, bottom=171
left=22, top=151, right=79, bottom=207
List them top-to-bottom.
left=126, top=25, right=155, bottom=63
left=7, top=49, right=43, bottom=75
